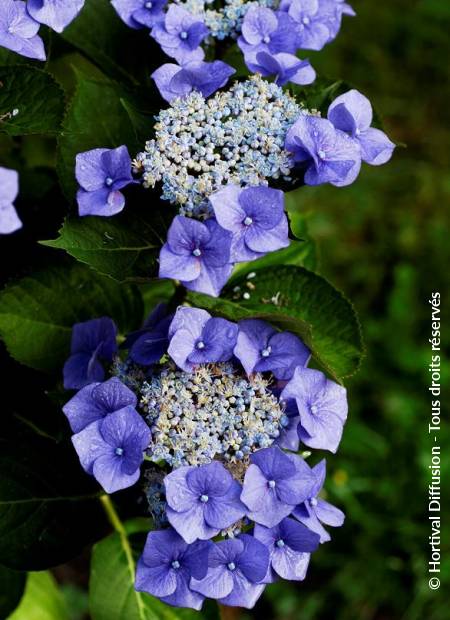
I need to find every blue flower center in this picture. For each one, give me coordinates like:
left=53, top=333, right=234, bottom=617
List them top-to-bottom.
left=145, top=1, right=153, bottom=8
left=302, top=16, right=310, bottom=25
left=180, top=31, right=188, bottom=40
left=263, top=35, right=271, bottom=44
left=318, top=149, right=327, bottom=160
left=105, top=177, right=114, bottom=187
left=243, top=216, right=253, bottom=226
left=192, top=248, right=202, bottom=257
left=196, top=340, right=205, bottom=350
left=261, top=346, right=272, bottom=358
left=310, top=404, right=318, bottom=414
left=115, top=447, right=124, bottom=456
left=268, top=479, right=276, bottom=489
left=200, top=494, right=209, bottom=503
left=310, top=497, right=318, bottom=507
left=276, top=539, right=285, bottom=548
left=171, top=560, right=180, bottom=569
left=227, top=562, right=236, bottom=571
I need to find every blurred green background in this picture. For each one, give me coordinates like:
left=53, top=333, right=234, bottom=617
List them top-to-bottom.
left=4, top=1, right=449, bottom=619
left=254, top=1, right=450, bottom=618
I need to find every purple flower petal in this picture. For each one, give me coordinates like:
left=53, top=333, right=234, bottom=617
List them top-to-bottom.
left=27, top=0, right=85, bottom=34
left=112, top=0, right=167, bottom=29
left=0, top=1, right=46, bottom=61
left=241, top=6, right=278, bottom=45
left=152, top=63, right=185, bottom=102
left=328, top=89, right=373, bottom=133
left=358, top=127, right=395, bottom=165
left=75, top=149, right=109, bottom=191
left=77, top=187, right=126, bottom=217
left=0, top=202, right=22, bottom=234
left=159, top=244, right=201, bottom=282
left=234, top=319, right=277, bottom=376
left=63, top=350, right=105, bottom=390
left=62, top=377, right=137, bottom=433
left=251, top=445, right=296, bottom=481
left=92, top=451, right=140, bottom=493
left=165, top=466, right=199, bottom=512
left=315, top=498, right=345, bottom=526
left=293, top=503, right=331, bottom=542
left=167, top=504, right=220, bottom=543
left=272, top=545, right=310, bottom=580
left=191, top=565, right=234, bottom=600
left=218, top=571, right=266, bottom=609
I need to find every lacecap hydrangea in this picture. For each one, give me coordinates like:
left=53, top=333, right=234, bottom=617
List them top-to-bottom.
left=75, top=76, right=394, bottom=297
left=62, top=303, right=347, bottom=610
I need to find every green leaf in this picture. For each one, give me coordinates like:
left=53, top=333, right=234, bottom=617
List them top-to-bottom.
left=62, top=0, right=164, bottom=87
left=0, top=66, right=65, bottom=136
left=57, top=73, right=155, bottom=200
left=42, top=201, right=171, bottom=282
left=0, top=263, right=143, bottom=372
left=188, top=265, right=364, bottom=381
left=0, top=426, right=106, bottom=571
left=90, top=500, right=218, bottom=620
left=0, top=565, right=26, bottom=618
left=7, top=572, right=69, bottom=620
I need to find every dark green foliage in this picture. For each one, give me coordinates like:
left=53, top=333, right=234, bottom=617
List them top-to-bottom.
left=0, top=66, right=65, bottom=136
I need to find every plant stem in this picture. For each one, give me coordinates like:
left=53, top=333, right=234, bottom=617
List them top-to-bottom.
left=100, top=494, right=125, bottom=535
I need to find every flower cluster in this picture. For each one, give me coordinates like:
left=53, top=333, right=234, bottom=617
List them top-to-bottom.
left=0, top=0, right=85, bottom=60
left=59, top=1, right=395, bottom=299
left=136, top=75, right=300, bottom=215
left=62, top=303, right=348, bottom=609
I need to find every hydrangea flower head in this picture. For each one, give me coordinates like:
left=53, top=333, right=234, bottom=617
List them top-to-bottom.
left=0, top=0, right=45, bottom=61
left=27, top=0, right=85, bottom=34
left=111, top=0, right=167, bottom=29
left=151, top=5, right=208, bottom=64
left=152, top=59, right=235, bottom=103
left=136, top=75, right=302, bottom=216
left=328, top=89, right=395, bottom=165
left=285, top=113, right=361, bottom=187
left=75, top=146, right=134, bottom=217
left=0, top=166, right=22, bottom=234
left=210, top=185, right=290, bottom=262
left=159, top=215, right=233, bottom=297
left=61, top=305, right=349, bottom=610
left=168, top=307, right=238, bottom=371
left=63, top=317, right=118, bottom=390
left=234, top=318, right=310, bottom=380
left=281, top=366, right=348, bottom=452
left=62, top=376, right=137, bottom=433
left=72, top=405, right=151, bottom=493
left=241, top=446, right=317, bottom=527
left=293, top=459, right=345, bottom=542
left=164, top=461, right=247, bottom=542
left=254, top=516, right=320, bottom=581
left=136, top=528, right=211, bottom=610
left=190, top=534, right=269, bottom=608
